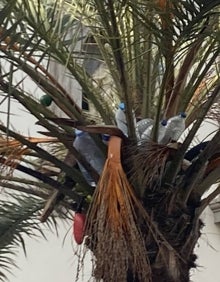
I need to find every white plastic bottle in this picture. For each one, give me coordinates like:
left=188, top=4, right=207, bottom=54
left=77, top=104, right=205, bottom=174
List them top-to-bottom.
left=115, top=102, right=128, bottom=136
left=162, top=112, right=186, bottom=143
left=136, top=118, right=154, bottom=140
left=73, top=130, right=105, bottom=186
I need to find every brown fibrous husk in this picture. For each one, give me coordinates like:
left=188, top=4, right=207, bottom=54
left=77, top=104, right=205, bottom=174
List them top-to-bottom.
left=84, top=136, right=152, bottom=282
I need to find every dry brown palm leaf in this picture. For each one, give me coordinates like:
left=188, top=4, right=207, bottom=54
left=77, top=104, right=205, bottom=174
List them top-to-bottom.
left=0, top=136, right=59, bottom=174
left=85, top=136, right=151, bottom=282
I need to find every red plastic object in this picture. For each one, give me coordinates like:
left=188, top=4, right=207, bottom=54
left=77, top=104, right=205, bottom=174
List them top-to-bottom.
left=73, top=212, right=86, bottom=245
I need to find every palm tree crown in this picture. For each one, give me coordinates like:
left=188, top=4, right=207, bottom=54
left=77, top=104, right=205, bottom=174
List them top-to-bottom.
left=0, top=0, right=219, bottom=281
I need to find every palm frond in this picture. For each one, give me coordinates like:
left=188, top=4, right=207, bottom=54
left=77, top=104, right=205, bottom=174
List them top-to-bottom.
left=0, top=194, right=53, bottom=281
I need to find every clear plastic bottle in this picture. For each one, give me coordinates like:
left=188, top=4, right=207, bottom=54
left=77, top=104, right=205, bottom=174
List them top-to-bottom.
left=115, top=102, right=128, bottom=136
left=162, top=112, right=186, bottom=143
left=136, top=118, right=154, bottom=140
left=140, top=119, right=167, bottom=143
left=158, top=119, right=167, bottom=144
left=141, top=124, right=154, bottom=141
left=73, top=130, right=105, bottom=186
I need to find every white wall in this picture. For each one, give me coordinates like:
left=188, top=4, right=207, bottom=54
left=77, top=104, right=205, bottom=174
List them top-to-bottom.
left=189, top=119, right=220, bottom=282
left=191, top=207, right=220, bottom=282
left=6, top=220, right=93, bottom=282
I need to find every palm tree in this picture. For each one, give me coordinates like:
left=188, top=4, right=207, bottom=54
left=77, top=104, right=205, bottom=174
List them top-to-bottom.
left=0, top=0, right=220, bottom=281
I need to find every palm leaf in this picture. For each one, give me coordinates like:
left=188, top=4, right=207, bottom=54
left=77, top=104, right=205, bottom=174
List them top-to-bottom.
left=0, top=194, right=57, bottom=281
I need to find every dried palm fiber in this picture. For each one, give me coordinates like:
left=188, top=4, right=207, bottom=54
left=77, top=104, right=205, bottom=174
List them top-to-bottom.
left=0, top=136, right=58, bottom=173
left=85, top=136, right=151, bottom=282
left=125, top=141, right=171, bottom=195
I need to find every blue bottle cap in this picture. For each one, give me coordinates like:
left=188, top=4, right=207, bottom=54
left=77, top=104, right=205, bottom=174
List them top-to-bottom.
left=119, top=102, right=125, bottom=111
left=180, top=112, right=186, bottom=118
left=161, top=119, right=167, bottom=126
left=75, top=129, right=84, bottom=137
left=102, top=134, right=110, bottom=142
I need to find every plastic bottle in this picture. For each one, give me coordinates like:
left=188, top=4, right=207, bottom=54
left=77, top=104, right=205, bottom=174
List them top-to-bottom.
left=115, top=102, right=128, bottom=136
left=162, top=112, right=186, bottom=143
left=136, top=118, right=154, bottom=140
left=140, top=119, right=167, bottom=143
left=158, top=119, right=167, bottom=144
left=141, top=124, right=154, bottom=141
left=73, top=130, right=105, bottom=186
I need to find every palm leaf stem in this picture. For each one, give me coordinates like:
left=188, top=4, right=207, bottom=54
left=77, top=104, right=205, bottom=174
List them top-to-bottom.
left=0, top=0, right=16, bottom=28
left=93, top=0, right=136, bottom=138
left=109, top=0, right=136, bottom=138
left=128, top=2, right=161, bottom=40
left=159, top=2, right=175, bottom=118
left=131, top=12, right=141, bottom=96
left=1, top=22, right=113, bottom=124
left=0, top=26, right=82, bottom=118
left=91, top=33, right=121, bottom=97
left=141, top=33, right=153, bottom=118
left=40, top=36, right=113, bottom=124
left=165, top=37, right=204, bottom=117
left=182, top=39, right=218, bottom=113
left=149, top=51, right=162, bottom=117
left=4, top=52, right=84, bottom=121
left=185, top=54, right=219, bottom=125
left=6, top=63, right=13, bottom=139
left=152, top=63, right=172, bottom=141
left=0, top=82, right=102, bottom=184
left=5, top=83, right=74, bottom=136
left=0, top=124, right=92, bottom=189
left=181, top=129, right=220, bottom=203
left=0, top=156, right=89, bottom=199
left=195, top=164, right=220, bottom=197
left=196, top=166, right=220, bottom=200
left=0, top=175, right=51, bottom=188
left=0, top=181, right=49, bottom=199
left=199, top=183, right=220, bottom=215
